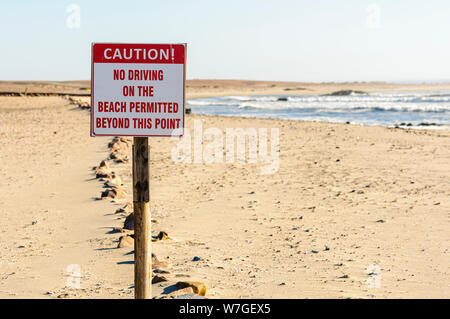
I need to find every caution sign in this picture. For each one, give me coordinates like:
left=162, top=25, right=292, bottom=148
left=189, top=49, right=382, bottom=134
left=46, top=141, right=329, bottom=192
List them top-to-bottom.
left=91, top=43, right=186, bottom=137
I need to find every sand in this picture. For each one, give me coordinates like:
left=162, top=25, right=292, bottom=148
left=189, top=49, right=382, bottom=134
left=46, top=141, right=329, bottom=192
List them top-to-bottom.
left=0, top=80, right=448, bottom=298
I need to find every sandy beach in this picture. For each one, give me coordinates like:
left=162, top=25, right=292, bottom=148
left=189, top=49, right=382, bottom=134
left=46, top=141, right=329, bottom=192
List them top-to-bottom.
left=0, top=80, right=449, bottom=298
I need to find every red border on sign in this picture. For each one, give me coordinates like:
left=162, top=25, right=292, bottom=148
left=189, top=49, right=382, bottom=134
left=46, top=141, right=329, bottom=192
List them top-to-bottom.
left=90, top=43, right=186, bottom=137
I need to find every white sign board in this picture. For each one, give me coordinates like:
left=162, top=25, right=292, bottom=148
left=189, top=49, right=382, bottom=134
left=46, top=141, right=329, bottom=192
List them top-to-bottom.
left=91, top=43, right=186, bottom=137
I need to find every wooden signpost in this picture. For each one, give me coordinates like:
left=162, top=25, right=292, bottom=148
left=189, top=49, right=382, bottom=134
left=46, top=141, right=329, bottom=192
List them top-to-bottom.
left=91, top=43, right=186, bottom=298
left=132, top=136, right=150, bottom=298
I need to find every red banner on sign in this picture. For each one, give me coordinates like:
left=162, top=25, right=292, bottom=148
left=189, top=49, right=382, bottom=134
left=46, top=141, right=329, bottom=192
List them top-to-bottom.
left=92, top=43, right=185, bottom=64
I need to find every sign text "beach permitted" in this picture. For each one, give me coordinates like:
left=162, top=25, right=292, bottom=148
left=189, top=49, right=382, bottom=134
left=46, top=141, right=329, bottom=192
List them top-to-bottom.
left=91, top=43, right=186, bottom=137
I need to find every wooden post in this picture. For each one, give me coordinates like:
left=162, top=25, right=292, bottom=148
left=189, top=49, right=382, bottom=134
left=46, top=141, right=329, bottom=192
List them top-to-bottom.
left=132, top=137, right=151, bottom=299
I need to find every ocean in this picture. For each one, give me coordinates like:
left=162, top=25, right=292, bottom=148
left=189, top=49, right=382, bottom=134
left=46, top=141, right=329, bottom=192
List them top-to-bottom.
left=187, top=91, right=450, bottom=129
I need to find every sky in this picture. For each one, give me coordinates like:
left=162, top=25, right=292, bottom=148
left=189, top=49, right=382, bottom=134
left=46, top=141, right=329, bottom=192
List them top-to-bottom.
left=1, top=0, right=450, bottom=82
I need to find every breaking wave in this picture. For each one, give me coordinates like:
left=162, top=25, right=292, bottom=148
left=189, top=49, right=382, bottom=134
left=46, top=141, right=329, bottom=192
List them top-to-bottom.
left=187, top=91, right=450, bottom=129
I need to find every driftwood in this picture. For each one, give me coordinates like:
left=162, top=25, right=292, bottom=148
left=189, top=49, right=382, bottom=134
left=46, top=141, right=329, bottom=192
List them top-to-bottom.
left=0, top=91, right=91, bottom=97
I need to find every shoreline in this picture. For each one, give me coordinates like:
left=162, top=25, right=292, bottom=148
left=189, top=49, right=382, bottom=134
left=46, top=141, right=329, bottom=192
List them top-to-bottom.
left=2, top=79, right=450, bottom=97
left=2, top=80, right=449, bottom=131
left=187, top=92, right=450, bottom=131
left=186, top=112, right=450, bottom=131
